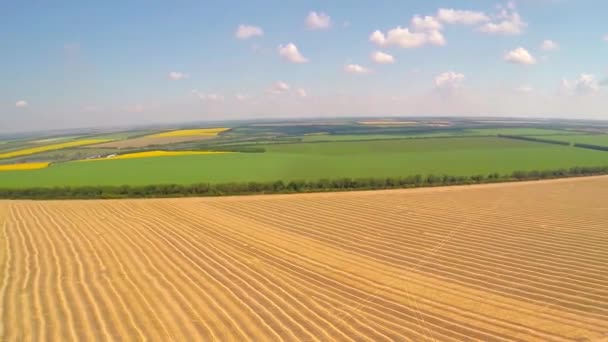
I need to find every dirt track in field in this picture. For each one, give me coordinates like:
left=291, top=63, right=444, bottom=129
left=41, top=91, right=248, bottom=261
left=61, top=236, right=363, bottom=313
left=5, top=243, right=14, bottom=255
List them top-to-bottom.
left=1, top=176, right=608, bottom=341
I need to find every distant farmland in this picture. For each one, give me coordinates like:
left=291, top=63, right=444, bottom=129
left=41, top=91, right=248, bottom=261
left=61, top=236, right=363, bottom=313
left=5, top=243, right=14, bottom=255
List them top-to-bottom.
left=1, top=137, right=608, bottom=188
left=1, top=176, right=607, bottom=340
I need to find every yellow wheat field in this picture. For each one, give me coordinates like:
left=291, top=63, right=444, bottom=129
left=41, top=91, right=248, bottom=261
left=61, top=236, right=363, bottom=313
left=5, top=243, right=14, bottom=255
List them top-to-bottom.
left=149, top=128, right=230, bottom=138
left=0, top=140, right=110, bottom=159
left=82, top=150, right=233, bottom=161
left=0, top=162, right=50, bottom=171
left=1, top=176, right=608, bottom=340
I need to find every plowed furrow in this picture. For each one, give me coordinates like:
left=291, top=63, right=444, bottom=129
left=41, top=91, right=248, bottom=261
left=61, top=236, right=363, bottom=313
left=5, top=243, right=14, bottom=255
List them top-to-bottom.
left=166, top=200, right=606, bottom=338
left=204, top=201, right=608, bottom=318
left=95, top=202, right=284, bottom=340
left=162, top=202, right=540, bottom=340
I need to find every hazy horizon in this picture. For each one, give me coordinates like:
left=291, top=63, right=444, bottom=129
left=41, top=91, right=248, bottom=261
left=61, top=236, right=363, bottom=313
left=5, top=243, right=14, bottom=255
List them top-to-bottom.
left=2, top=0, right=607, bottom=133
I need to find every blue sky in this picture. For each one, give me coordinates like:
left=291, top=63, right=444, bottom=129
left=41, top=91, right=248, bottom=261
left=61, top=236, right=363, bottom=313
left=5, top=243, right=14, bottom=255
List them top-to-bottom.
left=1, top=0, right=607, bottom=133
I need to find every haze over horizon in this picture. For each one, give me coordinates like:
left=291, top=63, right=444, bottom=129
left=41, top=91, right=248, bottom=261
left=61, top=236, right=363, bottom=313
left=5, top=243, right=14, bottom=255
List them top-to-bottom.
left=2, top=0, right=607, bottom=133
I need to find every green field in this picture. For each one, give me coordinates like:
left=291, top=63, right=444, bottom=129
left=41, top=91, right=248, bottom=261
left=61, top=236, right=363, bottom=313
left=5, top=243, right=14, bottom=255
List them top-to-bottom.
left=300, top=128, right=576, bottom=142
left=531, top=134, right=608, bottom=147
left=1, top=137, right=607, bottom=188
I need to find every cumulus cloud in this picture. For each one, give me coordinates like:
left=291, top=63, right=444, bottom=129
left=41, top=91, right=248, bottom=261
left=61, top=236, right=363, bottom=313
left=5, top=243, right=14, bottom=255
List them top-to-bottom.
left=479, top=4, right=526, bottom=35
left=436, top=9, right=489, bottom=25
left=306, top=11, right=331, bottom=30
left=411, top=15, right=443, bottom=31
left=235, top=24, right=263, bottom=39
left=369, top=26, right=444, bottom=48
left=541, top=40, right=559, bottom=51
left=278, top=43, right=309, bottom=63
left=504, top=47, right=536, bottom=65
left=371, top=51, right=395, bottom=64
left=344, top=64, right=371, bottom=74
left=168, top=71, right=189, bottom=80
left=435, top=71, right=465, bottom=89
left=561, top=74, right=600, bottom=95
left=271, top=81, right=290, bottom=93
left=297, top=88, right=307, bottom=97
left=15, top=100, right=28, bottom=108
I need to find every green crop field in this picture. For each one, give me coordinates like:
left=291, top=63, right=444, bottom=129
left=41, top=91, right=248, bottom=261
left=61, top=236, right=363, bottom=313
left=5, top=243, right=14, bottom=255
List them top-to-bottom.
left=300, top=128, right=576, bottom=142
left=466, top=128, right=577, bottom=136
left=1, top=137, right=607, bottom=188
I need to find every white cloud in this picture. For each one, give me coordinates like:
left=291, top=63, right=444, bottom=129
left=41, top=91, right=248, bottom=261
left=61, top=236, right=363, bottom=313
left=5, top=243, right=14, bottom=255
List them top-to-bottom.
left=479, top=5, right=526, bottom=35
left=437, top=8, right=489, bottom=25
left=306, top=11, right=331, bottom=30
left=411, top=15, right=442, bottom=31
left=235, top=24, right=263, bottom=39
left=369, top=26, right=445, bottom=48
left=603, top=34, right=608, bottom=42
left=541, top=40, right=559, bottom=51
left=278, top=43, right=309, bottom=63
left=504, top=47, right=536, bottom=65
left=371, top=51, right=395, bottom=64
left=344, top=64, right=371, bottom=74
left=168, top=71, right=189, bottom=80
left=435, top=71, right=465, bottom=89
left=561, top=74, right=600, bottom=95
left=272, top=81, right=290, bottom=93
left=297, top=88, right=307, bottom=97
left=235, top=94, right=250, bottom=101
left=15, top=100, right=28, bottom=108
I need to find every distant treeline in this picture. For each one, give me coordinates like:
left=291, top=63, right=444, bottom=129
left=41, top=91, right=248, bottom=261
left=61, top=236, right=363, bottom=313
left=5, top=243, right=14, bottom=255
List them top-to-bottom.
left=497, top=134, right=571, bottom=146
left=573, top=143, right=608, bottom=152
left=1, top=166, right=607, bottom=200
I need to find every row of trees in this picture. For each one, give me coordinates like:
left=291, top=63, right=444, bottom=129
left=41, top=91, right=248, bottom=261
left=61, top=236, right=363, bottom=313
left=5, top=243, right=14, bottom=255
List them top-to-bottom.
left=497, top=134, right=571, bottom=146
left=573, top=143, right=608, bottom=152
left=1, top=166, right=607, bottom=199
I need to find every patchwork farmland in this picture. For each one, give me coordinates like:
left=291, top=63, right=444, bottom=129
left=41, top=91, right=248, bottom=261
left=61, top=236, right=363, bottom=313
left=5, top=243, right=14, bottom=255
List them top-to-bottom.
left=1, top=176, right=608, bottom=340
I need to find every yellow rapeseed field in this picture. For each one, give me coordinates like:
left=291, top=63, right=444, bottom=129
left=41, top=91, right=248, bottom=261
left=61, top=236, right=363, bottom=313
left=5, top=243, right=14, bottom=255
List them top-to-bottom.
left=149, top=128, right=230, bottom=138
left=0, top=140, right=110, bottom=159
left=83, top=150, right=232, bottom=161
left=0, top=162, right=50, bottom=171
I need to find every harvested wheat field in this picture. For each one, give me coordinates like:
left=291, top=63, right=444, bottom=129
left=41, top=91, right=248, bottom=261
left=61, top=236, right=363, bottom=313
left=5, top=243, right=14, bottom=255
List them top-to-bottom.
left=2, top=177, right=608, bottom=341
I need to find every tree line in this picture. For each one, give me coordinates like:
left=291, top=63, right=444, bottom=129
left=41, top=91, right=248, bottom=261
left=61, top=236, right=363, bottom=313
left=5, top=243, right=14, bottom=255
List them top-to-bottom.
left=497, top=134, right=571, bottom=146
left=573, top=143, right=608, bottom=152
left=1, top=166, right=607, bottom=200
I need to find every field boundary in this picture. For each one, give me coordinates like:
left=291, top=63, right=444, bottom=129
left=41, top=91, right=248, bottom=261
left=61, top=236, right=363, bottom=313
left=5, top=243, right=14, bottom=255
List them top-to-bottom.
left=1, top=166, right=607, bottom=200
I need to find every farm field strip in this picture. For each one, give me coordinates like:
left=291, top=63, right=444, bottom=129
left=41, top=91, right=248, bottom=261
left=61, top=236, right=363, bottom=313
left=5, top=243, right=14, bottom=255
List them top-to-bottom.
left=148, top=128, right=230, bottom=138
left=89, top=135, right=220, bottom=149
left=0, top=140, right=110, bottom=159
left=81, top=150, right=233, bottom=162
left=0, top=162, right=50, bottom=171
left=1, top=177, right=608, bottom=340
